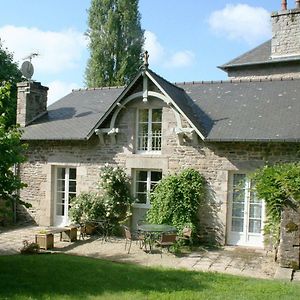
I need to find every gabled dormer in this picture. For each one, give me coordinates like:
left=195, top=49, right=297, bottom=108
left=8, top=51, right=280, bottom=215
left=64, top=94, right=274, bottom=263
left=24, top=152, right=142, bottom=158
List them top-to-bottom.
left=94, top=56, right=205, bottom=151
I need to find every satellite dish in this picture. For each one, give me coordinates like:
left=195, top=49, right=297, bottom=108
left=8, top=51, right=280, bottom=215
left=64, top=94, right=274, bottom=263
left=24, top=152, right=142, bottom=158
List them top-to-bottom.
left=21, top=61, right=34, bottom=80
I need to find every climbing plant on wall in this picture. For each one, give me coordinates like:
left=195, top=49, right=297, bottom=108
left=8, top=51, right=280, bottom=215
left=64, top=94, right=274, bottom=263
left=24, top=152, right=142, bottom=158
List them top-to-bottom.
left=252, top=162, right=300, bottom=250
left=147, top=168, right=206, bottom=242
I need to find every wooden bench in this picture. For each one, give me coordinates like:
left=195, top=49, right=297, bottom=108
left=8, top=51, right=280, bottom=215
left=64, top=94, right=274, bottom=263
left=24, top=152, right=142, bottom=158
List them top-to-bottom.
left=35, top=225, right=78, bottom=250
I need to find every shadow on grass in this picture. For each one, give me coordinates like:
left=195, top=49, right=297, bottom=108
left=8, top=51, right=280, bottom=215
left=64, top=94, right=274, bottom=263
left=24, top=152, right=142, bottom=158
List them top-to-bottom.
left=0, top=253, right=207, bottom=299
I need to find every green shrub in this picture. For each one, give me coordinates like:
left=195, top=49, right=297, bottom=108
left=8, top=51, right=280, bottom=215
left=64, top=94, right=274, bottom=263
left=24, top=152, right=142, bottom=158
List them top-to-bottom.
left=99, top=165, right=133, bottom=225
left=69, top=166, right=133, bottom=232
left=147, top=168, right=206, bottom=242
left=69, top=192, right=105, bottom=224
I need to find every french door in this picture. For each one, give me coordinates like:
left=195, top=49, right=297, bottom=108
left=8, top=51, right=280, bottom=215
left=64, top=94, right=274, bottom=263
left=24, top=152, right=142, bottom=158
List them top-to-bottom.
left=54, top=167, right=77, bottom=227
left=227, top=173, right=265, bottom=247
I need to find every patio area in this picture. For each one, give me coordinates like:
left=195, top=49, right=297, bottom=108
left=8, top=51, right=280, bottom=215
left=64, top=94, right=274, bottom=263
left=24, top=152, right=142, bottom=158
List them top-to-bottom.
left=0, top=224, right=287, bottom=280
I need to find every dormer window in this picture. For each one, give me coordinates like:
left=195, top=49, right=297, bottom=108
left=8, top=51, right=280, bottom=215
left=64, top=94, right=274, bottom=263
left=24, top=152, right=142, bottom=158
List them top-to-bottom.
left=137, top=108, right=162, bottom=152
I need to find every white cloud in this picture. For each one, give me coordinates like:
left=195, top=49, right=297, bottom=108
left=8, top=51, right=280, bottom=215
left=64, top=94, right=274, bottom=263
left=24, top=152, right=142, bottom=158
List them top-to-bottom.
left=208, top=4, right=271, bottom=45
left=0, top=25, right=87, bottom=74
left=144, top=30, right=195, bottom=69
left=144, top=31, right=165, bottom=64
left=165, top=51, right=195, bottom=68
left=47, top=80, right=80, bottom=105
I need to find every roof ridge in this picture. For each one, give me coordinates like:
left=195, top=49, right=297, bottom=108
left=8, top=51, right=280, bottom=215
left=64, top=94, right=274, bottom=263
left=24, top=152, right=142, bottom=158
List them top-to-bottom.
left=176, top=76, right=300, bottom=85
left=72, top=85, right=125, bottom=92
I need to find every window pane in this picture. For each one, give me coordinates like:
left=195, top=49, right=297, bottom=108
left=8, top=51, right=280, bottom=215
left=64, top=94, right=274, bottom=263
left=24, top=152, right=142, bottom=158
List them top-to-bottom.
left=139, top=109, right=148, bottom=122
left=152, top=109, right=162, bottom=122
left=138, top=123, right=148, bottom=134
left=152, top=123, right=162, bottom=133
left=57, top=168, right=65, bottom=179
left=69, top=168, right=77, bottom=180
left=136, top=171, right=147, bottom=181
left=151, top=171, right=162, bottom=182
left=233, top=174, right=246, bottom=187
left=57, top=180, right=65, bottom=192
left=69, top=181, right=77, bottom=193
left=136, top=182, right=147, bottom=193
left=233, top=190, right=245, bottom=203
left=56, top=192, right=65, bottom=204
left=136, top=193, right=147, bottom=204
left=232, top=203, right=244, bottom=218
left=56, top=204, right=64, bottom=216
left=249, top=204, right=262, bottom=218
left=232, top=218, right=243, bottom=232
left=249, top=219, right=261, bottom=233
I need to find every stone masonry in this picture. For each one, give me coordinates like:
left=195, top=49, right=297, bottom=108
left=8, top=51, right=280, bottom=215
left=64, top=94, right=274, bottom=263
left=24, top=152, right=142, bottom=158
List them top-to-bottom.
left=271, top=8, right=300, bottom=58
left=17, top=81, right=48, bottom=127
left=18, top=97, right=300, bottom=245
left=278, top=206, right=300, bottom=269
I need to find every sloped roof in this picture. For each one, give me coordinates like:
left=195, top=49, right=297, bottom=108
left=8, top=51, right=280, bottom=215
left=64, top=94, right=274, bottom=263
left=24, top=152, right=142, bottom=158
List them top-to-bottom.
left=220, top=40, right=300, bottom=70
left=21, top=70, right=300, bottom=142
left=147, top=70, right=207, bottom=137
left=177, top=78, right=300, bottom=142
left=21, top=87, right=123, bottom=140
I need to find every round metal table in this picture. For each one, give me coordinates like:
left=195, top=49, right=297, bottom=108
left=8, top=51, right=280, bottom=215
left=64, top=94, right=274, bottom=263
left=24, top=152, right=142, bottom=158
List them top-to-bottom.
left=137, top=224, right=177, bottom=253
left=137, top=224, right=176, bottom=233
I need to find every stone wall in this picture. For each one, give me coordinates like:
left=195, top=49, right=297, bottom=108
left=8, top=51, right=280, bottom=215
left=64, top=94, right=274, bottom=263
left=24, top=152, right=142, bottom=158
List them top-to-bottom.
left=271, top=9, right=300, bottom=58
left=227, top=64, right=300, bottom=80
left=17, top=82, right=48, bottom=127
left=19, top=99, right=300, bottom=244
left=278, top=206, right=300, bottom=269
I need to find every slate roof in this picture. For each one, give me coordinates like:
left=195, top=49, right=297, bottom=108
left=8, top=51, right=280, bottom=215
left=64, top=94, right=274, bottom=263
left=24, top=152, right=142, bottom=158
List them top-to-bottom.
left=220, top=40, right=300, bottom=70
left=21, top=71, right=300, bottom=142
left=176, top=78, right=300, bottom=142
left=21, top=87, right=123, bottom=140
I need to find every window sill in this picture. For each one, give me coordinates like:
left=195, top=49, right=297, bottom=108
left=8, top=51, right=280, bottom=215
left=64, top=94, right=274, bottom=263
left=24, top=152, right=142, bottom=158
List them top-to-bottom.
left=132, top=203, right=151, bottom=209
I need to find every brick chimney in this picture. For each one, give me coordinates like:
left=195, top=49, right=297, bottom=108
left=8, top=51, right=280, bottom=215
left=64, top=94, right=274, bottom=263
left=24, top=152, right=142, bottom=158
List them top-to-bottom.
left=271, top=0, right=300, bottom=58
left=17, top=81, right=49, bottom=127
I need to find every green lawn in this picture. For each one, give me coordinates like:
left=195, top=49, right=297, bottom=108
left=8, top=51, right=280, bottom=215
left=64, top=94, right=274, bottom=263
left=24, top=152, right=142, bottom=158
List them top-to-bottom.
left=0, top=254, right=299, bottom=300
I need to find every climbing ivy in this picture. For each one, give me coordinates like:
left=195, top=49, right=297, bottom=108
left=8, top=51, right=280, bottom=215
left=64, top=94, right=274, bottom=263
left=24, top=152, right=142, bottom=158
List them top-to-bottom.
left=252, top=162, right=300, bottom=249
left=147, top=168, right=206, bottom=241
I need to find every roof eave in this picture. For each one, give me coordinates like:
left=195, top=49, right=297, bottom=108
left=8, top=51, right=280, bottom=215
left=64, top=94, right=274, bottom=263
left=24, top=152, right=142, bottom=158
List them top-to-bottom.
left=219, top=57, right=300, bottom=71
left=205, top=138, right=300, bottom=143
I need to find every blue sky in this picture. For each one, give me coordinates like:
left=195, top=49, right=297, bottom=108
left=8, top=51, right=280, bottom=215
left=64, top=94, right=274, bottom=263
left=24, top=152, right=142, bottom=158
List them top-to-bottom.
left=0, top=1, right=283, bottom=104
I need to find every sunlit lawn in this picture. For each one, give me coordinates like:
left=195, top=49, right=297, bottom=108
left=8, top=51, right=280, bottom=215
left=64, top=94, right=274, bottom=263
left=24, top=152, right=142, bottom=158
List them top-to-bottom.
left=0, top=254, right=299, bottom=300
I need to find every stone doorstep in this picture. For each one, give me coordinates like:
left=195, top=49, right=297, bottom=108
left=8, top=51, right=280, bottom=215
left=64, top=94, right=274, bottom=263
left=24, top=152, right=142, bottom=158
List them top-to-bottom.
left=274, top=266, right=293, bottom=281
left=292, top=270, right=300, bottom=282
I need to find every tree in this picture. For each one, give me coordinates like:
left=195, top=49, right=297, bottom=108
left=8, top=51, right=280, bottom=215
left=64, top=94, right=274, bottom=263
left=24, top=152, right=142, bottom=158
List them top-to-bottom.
left=85, top=0, right=144, bottom=87
left=0, top=40, right=22, bottom=128
left=0, top=88, right=27, bottom=223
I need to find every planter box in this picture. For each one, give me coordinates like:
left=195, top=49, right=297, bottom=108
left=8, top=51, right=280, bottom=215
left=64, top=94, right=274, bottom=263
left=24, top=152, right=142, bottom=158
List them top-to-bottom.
left=60, top=227, right=77, bottom=242
left=35, top=233, right=54, bottom=250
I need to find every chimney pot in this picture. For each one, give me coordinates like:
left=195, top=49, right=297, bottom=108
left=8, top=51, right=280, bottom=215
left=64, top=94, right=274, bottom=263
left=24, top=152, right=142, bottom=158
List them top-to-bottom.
left=282, top=0, right=287, bottom=10
left=296, top=0, right=300, bottom=9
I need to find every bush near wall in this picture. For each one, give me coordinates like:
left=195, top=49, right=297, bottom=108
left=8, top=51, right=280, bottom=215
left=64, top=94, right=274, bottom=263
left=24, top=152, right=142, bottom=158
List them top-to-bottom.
left=147, top=168, right=206, bottom=243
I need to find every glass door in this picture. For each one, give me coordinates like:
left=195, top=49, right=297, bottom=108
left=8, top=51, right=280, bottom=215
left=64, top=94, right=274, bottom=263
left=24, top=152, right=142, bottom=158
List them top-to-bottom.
left=54, top=167, right=77, bottom=227
left=227, top=173, right=264, bottom=247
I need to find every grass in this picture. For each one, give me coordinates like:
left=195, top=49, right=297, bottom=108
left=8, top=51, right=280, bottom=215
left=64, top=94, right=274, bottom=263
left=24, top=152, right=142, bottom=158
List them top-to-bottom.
left=0, top=254, right=299, bottom=300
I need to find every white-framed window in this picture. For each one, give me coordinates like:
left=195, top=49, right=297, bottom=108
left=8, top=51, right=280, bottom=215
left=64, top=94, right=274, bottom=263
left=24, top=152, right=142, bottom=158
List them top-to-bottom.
left=137, top=108, right=162, bottom=152
left=55, top=167, right=77, bottom=224
left=133, top=169, right=162, bottom=208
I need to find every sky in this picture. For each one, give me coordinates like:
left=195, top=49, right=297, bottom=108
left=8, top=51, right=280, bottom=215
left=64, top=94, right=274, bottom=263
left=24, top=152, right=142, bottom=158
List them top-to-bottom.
left=0, top=1, right=284, bottom=105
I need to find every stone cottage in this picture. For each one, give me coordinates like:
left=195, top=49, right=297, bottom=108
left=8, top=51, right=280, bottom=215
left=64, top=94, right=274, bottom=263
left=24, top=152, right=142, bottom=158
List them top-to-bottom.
left=17, top=1, right=299, bottom=250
